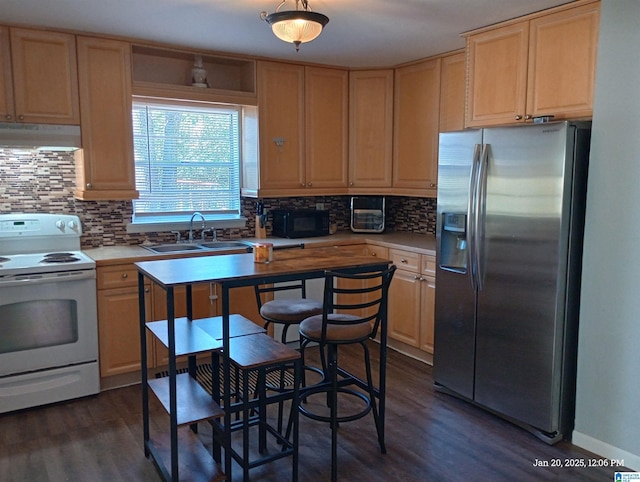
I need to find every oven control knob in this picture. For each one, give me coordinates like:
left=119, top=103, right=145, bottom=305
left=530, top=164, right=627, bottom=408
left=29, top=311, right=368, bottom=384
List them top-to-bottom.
left=56, top=220, right=66, bottom=231
left=67, top=220, right=78, bottom=231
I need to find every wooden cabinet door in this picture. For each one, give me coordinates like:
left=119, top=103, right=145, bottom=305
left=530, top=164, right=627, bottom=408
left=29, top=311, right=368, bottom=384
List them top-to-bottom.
left=527, top=2, right=600, bottom=120
left=466, top=21, right=529, bottom=127
left=0, top=27, right=15, bottom=122
left=9, top=28, right=79, bottom=124
left=75, top=37, right=138, bottom=200
left=439, top=51, right=466, bottom=133
left=393, top=59, right=441, bottom=192
left=257, top=61, right=305, bottom=190
left=305, top=66, right=349, bottom=190
left=349, top=70, right=394, bottom=188
left=387, top=268, right=421, bottom=347
left=419, top=274, right=436, bottom=354
left=98, top=284, right=153, bottom=377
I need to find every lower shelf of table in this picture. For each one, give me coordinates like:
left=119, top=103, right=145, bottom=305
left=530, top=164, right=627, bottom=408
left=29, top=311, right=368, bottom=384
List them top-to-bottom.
left=148, top=373, right=224, bottom=425
left=147, top=425, right=225, bottom=482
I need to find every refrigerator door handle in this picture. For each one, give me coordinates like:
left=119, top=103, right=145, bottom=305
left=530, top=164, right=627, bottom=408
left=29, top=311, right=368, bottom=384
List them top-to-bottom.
left=467, top=144, right=482, bottom=291
left=474, top=144, right=489, bottom=291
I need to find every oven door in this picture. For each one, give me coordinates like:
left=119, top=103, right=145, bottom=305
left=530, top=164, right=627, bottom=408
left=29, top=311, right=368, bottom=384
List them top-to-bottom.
left=0, top=269, right=98, bottom=377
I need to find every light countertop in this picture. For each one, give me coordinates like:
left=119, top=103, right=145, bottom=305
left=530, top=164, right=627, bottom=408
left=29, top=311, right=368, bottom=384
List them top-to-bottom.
left=83, top=231, right=435, bottom=266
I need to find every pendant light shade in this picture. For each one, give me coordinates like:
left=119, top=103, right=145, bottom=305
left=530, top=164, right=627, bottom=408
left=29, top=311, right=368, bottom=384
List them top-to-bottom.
left=261, top=0, right=329, bottom=51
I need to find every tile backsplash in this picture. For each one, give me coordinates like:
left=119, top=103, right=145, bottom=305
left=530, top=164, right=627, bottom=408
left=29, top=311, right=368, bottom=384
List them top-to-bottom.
left=0, top=149, right=436, bottom=248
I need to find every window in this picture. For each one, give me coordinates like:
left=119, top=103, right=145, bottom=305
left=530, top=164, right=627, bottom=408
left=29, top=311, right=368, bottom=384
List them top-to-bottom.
left=131, top=100, right=242, bottom=223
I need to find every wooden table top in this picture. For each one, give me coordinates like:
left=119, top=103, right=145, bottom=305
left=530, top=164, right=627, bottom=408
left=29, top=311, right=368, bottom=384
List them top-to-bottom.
left=135, top=245, right=391, bottom=288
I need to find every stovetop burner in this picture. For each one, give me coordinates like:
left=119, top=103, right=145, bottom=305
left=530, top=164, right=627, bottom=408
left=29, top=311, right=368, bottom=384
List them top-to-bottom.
left=41, top=253, right=81, bottom=263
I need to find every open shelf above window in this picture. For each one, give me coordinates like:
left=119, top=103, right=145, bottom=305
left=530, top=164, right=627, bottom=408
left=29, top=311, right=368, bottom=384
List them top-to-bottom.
left=131, top=45, right=256, bottom=104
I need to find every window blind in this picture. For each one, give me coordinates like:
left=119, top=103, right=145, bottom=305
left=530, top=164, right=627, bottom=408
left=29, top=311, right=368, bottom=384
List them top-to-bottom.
left=132, top=101, right=241, bottom=216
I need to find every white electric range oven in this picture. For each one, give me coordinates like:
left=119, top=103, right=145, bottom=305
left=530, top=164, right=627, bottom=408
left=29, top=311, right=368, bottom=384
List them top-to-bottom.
left=0, top=213, right=99, bottom=413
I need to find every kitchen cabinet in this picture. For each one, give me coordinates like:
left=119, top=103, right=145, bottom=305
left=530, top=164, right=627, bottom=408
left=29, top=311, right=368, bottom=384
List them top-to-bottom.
left=465, top=0, right=599, bottom=127
left=2, top=27, right=79, bottom=124
left=74, top=37, right=138, bottom=201
left=439, top=51, right=466, bottom=133
left=393, top=59, right=441, bottom=195
left=251, top=61, right=348, bottom=197
left=349, top=70, right=394, bottom=190
left=387, top=248, right=436, bottom=358
left=97, top=264, right=154, bottom=378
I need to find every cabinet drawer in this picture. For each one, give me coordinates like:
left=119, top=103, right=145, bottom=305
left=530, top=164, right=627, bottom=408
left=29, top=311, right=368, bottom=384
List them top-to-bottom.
left=365, top=244, right=389, bottom=259
left=389, top=249, right=420, bottom=273
left=422, top=255, right=436, bottom=277
left=97, top=265, right=140, bottom=290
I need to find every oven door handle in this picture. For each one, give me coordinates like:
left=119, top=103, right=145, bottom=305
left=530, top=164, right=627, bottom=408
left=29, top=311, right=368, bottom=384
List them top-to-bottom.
left=0, top=270, right=95, bottom=287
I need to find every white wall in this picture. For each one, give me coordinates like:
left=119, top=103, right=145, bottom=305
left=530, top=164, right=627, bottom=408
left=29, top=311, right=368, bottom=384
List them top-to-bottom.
left=573, top=0, right=640, bottom=470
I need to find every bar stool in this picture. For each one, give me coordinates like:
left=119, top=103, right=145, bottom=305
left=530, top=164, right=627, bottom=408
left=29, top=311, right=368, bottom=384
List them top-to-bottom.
left=297, top=265, right=396, bottom=482
left=255, top=280, right=324, bottom=432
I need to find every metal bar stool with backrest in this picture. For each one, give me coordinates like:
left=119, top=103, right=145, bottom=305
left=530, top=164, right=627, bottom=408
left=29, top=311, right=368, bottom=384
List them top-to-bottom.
left=297, top=265, right=396, bottom=481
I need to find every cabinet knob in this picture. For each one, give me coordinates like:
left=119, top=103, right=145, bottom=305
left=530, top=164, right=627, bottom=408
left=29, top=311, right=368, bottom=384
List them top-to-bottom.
left=4, top=114, right=11, bottom=120
left=524, top=114, right=532, bottom=120
left=18, top=115, right=24, bottom=121
left=515, top=115, right=523, bottom=120
left=300, top=182, right=306, bottom=187
left=307, top=182, right=312, bottom=187
left=349, top=182, right=354, bottom=187
left=430, top=182, right=436, bottom=188
left=86, top=183, right=93, bottom=189
left=370, top=252, right=377, bottom=257
left=401, top=258, right=408, bottom=264
left=122, top=273, right=128, bottom=279
left=144, top=287, right=150, bottom=293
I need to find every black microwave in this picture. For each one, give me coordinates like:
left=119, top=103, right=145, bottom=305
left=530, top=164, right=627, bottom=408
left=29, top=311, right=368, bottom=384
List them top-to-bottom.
left=271, top=209, right=330, bottom=238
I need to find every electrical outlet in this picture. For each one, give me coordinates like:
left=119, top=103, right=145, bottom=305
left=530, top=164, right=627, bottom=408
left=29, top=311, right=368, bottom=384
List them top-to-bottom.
left=316, top=203, right=325, bottom=210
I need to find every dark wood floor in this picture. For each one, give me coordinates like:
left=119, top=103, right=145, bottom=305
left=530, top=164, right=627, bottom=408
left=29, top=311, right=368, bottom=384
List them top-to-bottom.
left=0, top=344, right=622, bottom=481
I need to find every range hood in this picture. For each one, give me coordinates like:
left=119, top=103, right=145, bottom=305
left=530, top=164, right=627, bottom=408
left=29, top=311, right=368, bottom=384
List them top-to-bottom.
left=0, top=122, right=81, bottom=151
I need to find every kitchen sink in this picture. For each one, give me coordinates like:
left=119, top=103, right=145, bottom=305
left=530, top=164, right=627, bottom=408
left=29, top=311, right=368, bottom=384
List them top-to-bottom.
left=142, top=241, right=253, bottom=254
left=199, top=241, right=252, bottom=250
left=143, top=243, right=205, bottom=253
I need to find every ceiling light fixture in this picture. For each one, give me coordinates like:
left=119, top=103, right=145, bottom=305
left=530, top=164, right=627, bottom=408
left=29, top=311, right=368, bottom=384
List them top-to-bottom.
left=260, top=0, right=329, bottom=52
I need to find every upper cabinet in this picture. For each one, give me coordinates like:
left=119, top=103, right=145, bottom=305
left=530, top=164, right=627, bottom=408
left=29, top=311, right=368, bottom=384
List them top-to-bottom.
left=465, top=0, right=600, bottom=127
left=2, top=28, right=79, bottom=124
left=75, top=37, right=138, bottom=200
left=439, top=51, right=466, bottom=133
left=393, top=58, right=441, bottom=196
left=247, top=61, right=348, bottom=197
left=304, top=66, right=349, bottom=191
left=349, top=70, right=394, bottom=190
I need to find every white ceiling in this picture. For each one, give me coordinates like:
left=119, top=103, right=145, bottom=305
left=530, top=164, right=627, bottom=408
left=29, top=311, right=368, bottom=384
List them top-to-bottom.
left=0, top=0, right=575, bottom=68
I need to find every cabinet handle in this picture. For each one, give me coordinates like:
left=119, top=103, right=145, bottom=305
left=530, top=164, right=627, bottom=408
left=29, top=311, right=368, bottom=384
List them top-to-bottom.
left=4, top=114, right=11, bottom=120
left=524, top=114, right=532, bottom=120
left=18, top=115, right=24, bottom=121
left=515, top=115, right=522, bottom=120
left=300, top=182, right=305, bottom=187
left=307, top=182, right=312, bottom=187
left=349, top=182, right=354, bottom=187
left=430, top=182, right=436, bottom=188
left=86, top=183, right=93, bottom=189
left=370, top=252, right=377, bottom=257
left=401, top=258, right=408, bottom=264
left=122, top=273, right=128, bottom=279
left=414, top=275, right=420, bottom=280
left=144, top=287, right=150, bottom=293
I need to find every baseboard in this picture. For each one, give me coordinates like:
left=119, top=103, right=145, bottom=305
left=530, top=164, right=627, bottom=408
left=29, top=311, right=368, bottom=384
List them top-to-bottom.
left=572, top=430, right=640, bottom=471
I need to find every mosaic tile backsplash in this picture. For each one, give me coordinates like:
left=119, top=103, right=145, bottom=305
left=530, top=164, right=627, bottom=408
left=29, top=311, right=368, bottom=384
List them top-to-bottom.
left=0, top=149, right=436, bottom=248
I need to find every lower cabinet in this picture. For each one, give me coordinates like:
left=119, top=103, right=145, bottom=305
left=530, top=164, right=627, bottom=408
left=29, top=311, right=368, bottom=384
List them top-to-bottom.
left=387, top=248, right=436, bottom=360
left=97, top=259, right=264, bottom=382
left=97, top=264, right=154, bottom=378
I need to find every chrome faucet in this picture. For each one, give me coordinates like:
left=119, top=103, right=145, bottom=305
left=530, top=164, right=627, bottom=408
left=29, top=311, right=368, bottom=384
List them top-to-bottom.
left=188, top=212, right=206, bottom=243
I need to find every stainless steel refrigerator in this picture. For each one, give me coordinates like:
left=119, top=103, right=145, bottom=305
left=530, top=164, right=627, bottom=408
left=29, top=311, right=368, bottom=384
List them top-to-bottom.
left=434, top=121, right=591, bottom=443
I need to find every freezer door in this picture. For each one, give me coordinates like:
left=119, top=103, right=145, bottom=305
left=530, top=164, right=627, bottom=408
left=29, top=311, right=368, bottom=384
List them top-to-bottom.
left=474, top=123, right=575, bottom=434
left=433, top=129, right=482, bottom=399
